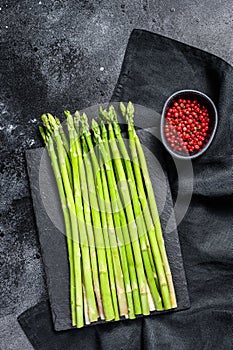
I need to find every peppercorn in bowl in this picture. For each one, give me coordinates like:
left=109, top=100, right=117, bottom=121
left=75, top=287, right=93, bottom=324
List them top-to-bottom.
left=160, top=90, right=218, bottom=160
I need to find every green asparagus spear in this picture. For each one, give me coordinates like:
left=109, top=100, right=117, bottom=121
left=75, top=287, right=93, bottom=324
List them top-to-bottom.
left=121, top=102, right=176, bottom=309
left=100, top=107, right=159, bottom=290
left=65, top=111, right=98, bottom=322
left=73, top=111, right=104, bottom=320
left=42, top=114, right=84, bottom=327
left=98, top=114, right=163, bottom=310
left=81, top=115, right=133, bottom=318
left=81, top=115, right=128, bottom=318
left=78, top=119, right=115, bottom=321
left=92, top=119, right=150, bottom=315
left=100, top=121, right=140, bottom=318
left=39, top=126, right=76, bottom=326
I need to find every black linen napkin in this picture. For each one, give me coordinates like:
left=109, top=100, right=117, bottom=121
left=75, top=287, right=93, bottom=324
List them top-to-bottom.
left=18, top=29, right=233, bottom=349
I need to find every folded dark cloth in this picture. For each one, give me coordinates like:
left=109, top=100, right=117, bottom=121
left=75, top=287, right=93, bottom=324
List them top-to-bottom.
left=18, top=29, right=233, bottom=349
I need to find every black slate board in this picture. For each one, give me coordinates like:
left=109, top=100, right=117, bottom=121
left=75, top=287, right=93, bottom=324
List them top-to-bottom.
left=26, top=123, right=190, bottom=331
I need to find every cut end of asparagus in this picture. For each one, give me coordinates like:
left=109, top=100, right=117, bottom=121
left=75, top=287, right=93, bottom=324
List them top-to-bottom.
left=146, top=283, right=156, bottom=312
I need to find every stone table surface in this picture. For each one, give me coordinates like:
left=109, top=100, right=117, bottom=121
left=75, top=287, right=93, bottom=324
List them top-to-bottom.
left=1, top=1, right=233, bottom=349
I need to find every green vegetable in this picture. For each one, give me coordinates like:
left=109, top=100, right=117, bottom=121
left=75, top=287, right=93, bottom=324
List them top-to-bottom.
left=39, top=102, right=177, bottom=328
left=120, top=102, right=176, bottom=309
left=66, top=111, right=98, bottom=322
left=73, top=111, right=104, bottom=320
left=98, top=111, right=163, bottom=311
left=42, top=114, right=84, bottom=328
left=81, top=115, right=120, bottom=320
left=92, top=119, right=150, bottom=315
left=92, top=119, right=135, bottom=318
left=80, top=120, right=115, bottom=321
left=39, top=126, right=76, bottom=326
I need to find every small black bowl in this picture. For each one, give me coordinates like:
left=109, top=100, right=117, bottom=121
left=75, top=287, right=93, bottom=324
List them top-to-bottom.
left=160, top=90, right=218, bottom=160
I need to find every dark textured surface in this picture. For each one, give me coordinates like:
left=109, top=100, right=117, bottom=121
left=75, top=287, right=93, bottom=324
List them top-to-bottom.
left=1, top=0, right=233, bottom=349
left=26, top=124, right=189, bottom=330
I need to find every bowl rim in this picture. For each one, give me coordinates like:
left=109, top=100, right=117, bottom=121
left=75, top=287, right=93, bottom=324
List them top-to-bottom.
left=160, top=89, right=218, bottom=160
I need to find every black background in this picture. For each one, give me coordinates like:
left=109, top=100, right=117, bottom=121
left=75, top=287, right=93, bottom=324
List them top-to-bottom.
left=1, top=1, right=233, bottom=349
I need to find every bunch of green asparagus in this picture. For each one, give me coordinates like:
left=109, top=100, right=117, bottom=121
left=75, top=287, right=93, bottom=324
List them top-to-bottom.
left=39, top=102, right=177, bottom=328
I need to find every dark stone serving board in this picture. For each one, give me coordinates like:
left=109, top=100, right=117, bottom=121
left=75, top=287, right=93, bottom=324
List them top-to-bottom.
left=26, top=125, right=190, bottom=331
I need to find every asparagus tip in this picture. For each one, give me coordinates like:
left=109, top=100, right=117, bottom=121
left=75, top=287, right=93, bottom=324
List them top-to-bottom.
left=127, top=101, right=134, bottom=116
left=119, top=102, right=127, bottom=117
left=99, top=105, right=109, bottom=120
left=108, top=105, right=117, bottom=122
left=64, top=110, right=72, bottom=118
left=65, top=110, right=75, bottom=132
left=74, top=110, right=81, bottom=120
left=74, top=111, right=80, bottom=132
left=41, top=113, right=48, bottom=125
left=47, top=113, right=56, bottom=129
left=80, top=113, right=89, bottom=134
left=41, top=114, right=53, bottom=135
left=54, top=116, right=60, bottom=125
left=91, top=118, right=99, bottom=130
left=92, top=119, right=102, bottom=139
left=39, top=126, right=47, bottom=144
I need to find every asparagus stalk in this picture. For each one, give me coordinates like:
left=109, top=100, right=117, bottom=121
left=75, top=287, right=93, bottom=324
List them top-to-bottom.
left=121, top=102, right=176, bottom=309
left=100, top=107, right=159, bottom=289
left=65, top=111, right=98, bottom=322
left=73, top=111, right=104, bottom=320
left=98, top=113, right=163, bottom=311
left=42, top=114, right=84, bottom=327
left=80, top=115, right=127, bottom=318
left=82, top=115, right=135, bottom=318
left=92, top=119, right=150, bottom=315
left=99, top=119, right=142, bottom=317
left=78, top=120, right=115, bottom=322
left=98, top=121, right=137, bottom=318
left=98, top=123, right=135, bottom=318
left=39, top=126, right=76, bottom=326
left=79, top=136, right=119, bottom=321
left=101, top=160, right=135, bottom=319
left=113, top=198, right=142, bottom=316
left=146, top=235, right=159, bottom=290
